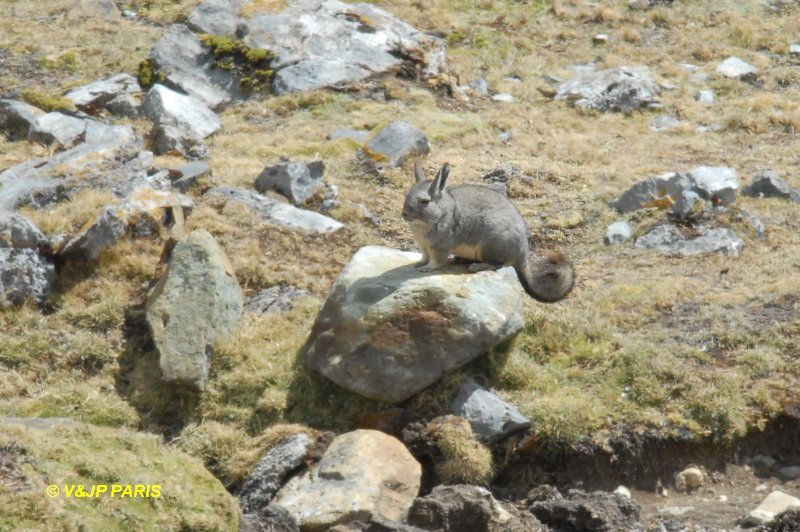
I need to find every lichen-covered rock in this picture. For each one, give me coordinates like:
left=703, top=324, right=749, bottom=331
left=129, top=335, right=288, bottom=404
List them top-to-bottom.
left=240, top=0, right=445, bottom=95
left=149, top=24, right=240, bottom=110
left=555, top=66, right=661, bottom=113
left=142, top=84, right=221, bottom=157
left=361, top=121, right=430, bottom=169
left=206, top=186, right=344, bottom=234
left=0, top=212, right=50, bottom=250
left=145, top=229, right=243, bottom=390
left=300, top=246, right=524, bottom=403
left=0, top=248, right=56, bottom=308
left=244, top=285, right=309, bottom=315
left=0, top=418, right=239, bottom=530
left=272, top=430, right=421, bottom=530
left=239, top=433, right=310, bottom=514
left=528, top=489, right=644, bottom=532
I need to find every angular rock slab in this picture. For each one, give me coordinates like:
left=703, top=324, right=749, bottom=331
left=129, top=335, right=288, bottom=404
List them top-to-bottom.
left=187, top=0, right=248, bottom=36
left=241, top=0, right=444, bottom=95
left=149, top=24, right=240, bottom=110
left=715, top=56, right=758, bottom=79
left=555, top=66, right=661, bottom=114
left=64, top=73, right=142, bottom=115
left=142, top=84, right=221, bottom=157
left=0, top=99, right=45, bottom=139
left=29, top=112, right=87, bottom=149
left=361, top=121, right=430, bottom=169
left=0, top=124, right=150, bottom=210
left=743, top=170, right=800, bottom=202
left=206, top=186, right=344, bottom=234
left=0, top=212, right=50, bottom=250
left=635, top=224, right=743, bottom=257
left=145, top=229, right=243, bottom=389
left=300, top=246, right=524, bottom=403
left=449, top=377, right=531, bottom=443
left=272, top=429, right=421, bottom=529
left=239, top=432, right=310, bottom=514
left=742, top=490, right=800, bottom=526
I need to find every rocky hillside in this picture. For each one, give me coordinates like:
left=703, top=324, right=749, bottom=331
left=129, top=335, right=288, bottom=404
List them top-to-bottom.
left=1, top=0, right=799, bottom=530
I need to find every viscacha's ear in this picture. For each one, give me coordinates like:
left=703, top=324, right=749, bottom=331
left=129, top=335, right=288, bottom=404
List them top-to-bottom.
left=414, top=158, right=426, bottom=183
left=438, top=163, right=450, bottom=191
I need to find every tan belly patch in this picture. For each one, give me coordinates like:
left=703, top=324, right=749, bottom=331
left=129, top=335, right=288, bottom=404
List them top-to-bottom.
left=452, top=244, right=483, bottom=261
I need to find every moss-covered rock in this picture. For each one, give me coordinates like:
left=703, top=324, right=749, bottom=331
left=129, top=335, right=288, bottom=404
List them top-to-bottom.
left=0, top=418, right=239, bottom=531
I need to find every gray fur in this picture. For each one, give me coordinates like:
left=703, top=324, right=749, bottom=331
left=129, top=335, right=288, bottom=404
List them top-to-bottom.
left=403, top=159, right=574, bottom=302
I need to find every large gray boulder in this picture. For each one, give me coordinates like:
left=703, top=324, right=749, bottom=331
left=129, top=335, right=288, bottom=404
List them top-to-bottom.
left=240, top=0, right=445, bottom=95
left=149, top=24, right=240, bottom=110
left=555, top=66, right=661, bottom=114
left=64, top=73, right=142, bottom=115
left=142, top=84, right=221, bottom=157
left=0, top=99, right=45, bottom=139
left=361, top=121, right=430, bottom=169
left=0, top=129, right=153, bottom=210
left=254, top=159, right=326, bottom=205
left=206, top=186, right=344, bottom=234
left=635, top=224, right=744, bottom=257
left=145, top=229, right=243, bottom=390
left=300, top=246, right=524, bottom=403
left=449, top=378, right=531, bottom=443
left=272, top=430, right=421, bottom=529
left=239, top=432, right=310, bottom=514
left=742, top=490, right=800, bottom=526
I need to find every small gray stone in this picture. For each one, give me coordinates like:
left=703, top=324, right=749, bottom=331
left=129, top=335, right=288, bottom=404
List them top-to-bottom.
left=790, top=44, right=800, bottom=56
left=715, top=56, right=758, bottom=78
left=679, top=63, right=700, bottom=72
left=64, top=73, right=142, bottom=115
left=142, top=84, right=221, bottom=157
left=696, top=89, right=715, bottom=105
left=491, top=93, right=514, bottom=103
left=0, top=99, right=45, bottom=139
left=28, top=112, right=86, bottom=148
left=650, top=115, right=681, bottom=131
left=361, top=121, right=429, bottom=168
left=254, top=159, right=325, bottom=205
left=742, top=170, right=800, bottom=202
left=206, top=187, right=344, bottom=234
left=672, top=190, right=702, bottom=219
left=60, top=206, right=127, bottom=261
left=743, top=210, right=765, bottom=239
left=605, top=221, right=633, bottom=245
left=0, top=248, right=56, bottom=308
left=449, top=377, right=531, bottom=442
left=239, top=433, right=310, bottom=514
left=751, top=455, right=777, bottom=470
left=778, top=466, right=800, bottom=481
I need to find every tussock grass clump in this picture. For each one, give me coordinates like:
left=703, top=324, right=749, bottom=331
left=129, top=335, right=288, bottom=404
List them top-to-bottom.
left=431, top=416, right=494, bottom=486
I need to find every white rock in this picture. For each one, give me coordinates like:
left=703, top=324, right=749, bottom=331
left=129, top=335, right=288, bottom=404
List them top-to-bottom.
left=715, top=56, right=758, bottom=78
left=696, top=89, right=715, bottom=105
left=491, top=93, right=514, bottom=103
left=614, top=486, right=632, bottom=499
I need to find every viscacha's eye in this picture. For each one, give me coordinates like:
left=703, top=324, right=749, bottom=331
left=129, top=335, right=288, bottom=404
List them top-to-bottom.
left=420, top=198, right=430, bottom=204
